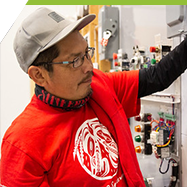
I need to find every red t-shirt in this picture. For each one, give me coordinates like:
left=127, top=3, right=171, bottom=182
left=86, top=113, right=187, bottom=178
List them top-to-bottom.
left=1, top=69, right=144, bottom=187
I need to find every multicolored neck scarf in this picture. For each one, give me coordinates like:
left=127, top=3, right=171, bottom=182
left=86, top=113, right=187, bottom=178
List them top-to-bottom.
left=35, top=84, right=92, bottom=111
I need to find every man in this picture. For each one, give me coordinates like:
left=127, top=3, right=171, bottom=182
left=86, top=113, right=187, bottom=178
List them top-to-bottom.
left=1, top=7, right=187, bottom=187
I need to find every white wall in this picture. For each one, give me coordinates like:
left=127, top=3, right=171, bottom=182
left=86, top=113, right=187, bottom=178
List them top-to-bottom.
left=0, top=5, right=77, bottom=146
left=117, top=5, right=168, bottom=59
left=0, top=7, right=30, bottom=146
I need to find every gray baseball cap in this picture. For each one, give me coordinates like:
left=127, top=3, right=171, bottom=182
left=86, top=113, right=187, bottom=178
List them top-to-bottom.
left=13, top=7, right=96, bottom=73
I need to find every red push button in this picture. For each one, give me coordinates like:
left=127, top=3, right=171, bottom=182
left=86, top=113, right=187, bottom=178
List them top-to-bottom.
left=150, top=46, right=156, bottom=52
left=113, top=53, right=118, bottom=60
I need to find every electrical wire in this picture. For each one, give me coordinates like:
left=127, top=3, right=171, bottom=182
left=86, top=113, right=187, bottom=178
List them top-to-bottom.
left=151, top=116, right=176, bottom=148
left=151, top=119, right=159, bottom=129
left=157, top=128, right=174, bottom=147
left=159, top=158, right=177, bottom=174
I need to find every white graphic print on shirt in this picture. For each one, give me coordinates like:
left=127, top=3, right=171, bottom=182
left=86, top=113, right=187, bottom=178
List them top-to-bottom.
left=73, top=118, right=118, bottom=180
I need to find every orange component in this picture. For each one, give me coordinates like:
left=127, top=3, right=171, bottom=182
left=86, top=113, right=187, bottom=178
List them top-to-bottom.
left=113, top=53, right=118, bottom=60
left=150, top=119, right=159, bottom=127
left=134, top=125, right=142, bottom=132
left=135, top=146, right=142, bottom=154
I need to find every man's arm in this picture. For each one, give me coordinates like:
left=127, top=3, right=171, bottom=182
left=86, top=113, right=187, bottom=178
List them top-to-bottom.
left=138, top=37, right=187, bottom=98
left=0, top=140, right=50, bottom=187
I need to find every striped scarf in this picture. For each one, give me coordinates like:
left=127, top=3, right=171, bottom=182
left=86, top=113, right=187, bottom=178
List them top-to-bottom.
left=35, top=84, right=91, bottom=110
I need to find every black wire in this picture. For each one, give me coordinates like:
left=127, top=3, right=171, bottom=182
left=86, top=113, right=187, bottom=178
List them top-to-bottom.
left=159, top=158, right=176, bottom=174
left=159, top=159, right=168, bottom=174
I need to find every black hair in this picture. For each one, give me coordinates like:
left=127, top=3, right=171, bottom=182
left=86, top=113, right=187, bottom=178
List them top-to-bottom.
left=31, top=44, right=59, bottom=72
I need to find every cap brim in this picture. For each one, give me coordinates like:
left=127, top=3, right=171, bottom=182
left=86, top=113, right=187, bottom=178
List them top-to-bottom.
left=40, top=14, right=96, bottom=52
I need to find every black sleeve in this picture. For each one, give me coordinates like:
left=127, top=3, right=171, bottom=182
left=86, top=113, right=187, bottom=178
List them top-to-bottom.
left=138, top=37, right=187, bottom=98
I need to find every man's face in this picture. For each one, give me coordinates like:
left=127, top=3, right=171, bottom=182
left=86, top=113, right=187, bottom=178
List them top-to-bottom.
left=44, top=31, right=93, bottom=101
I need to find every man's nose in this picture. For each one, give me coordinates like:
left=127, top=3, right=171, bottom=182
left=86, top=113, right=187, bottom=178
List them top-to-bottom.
left=82, top=56, right=93, bottom=73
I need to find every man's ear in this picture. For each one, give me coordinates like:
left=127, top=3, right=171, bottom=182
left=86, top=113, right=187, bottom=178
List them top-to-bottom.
left=28, top=66, right=47, bottom=87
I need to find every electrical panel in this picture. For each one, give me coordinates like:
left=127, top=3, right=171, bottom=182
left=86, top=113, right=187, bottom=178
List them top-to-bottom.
left=97, top=6, right=183, bottom=186
left=98, top=6, right=119, bottom=62
left=112, top=34, right=181, bottom=186
left=130, top=35, right=181, bottom=187
left=132, top=98, right=181, bottom=187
